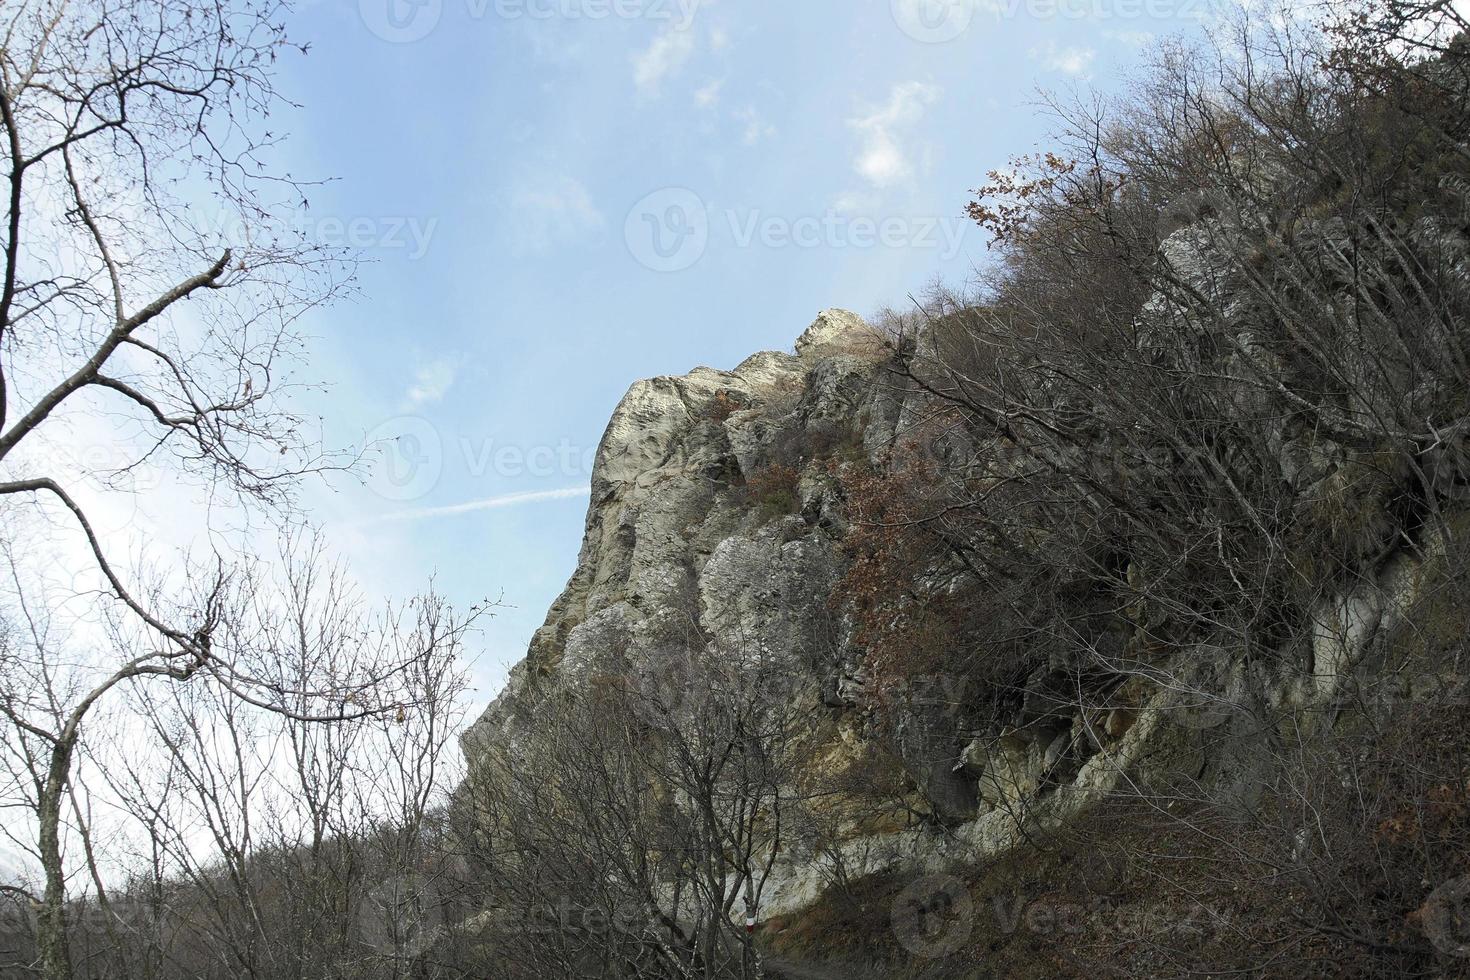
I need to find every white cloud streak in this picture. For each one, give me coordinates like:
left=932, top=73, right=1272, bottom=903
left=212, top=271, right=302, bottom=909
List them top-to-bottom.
left=633, top=27, right=697, bottom=97
left=1030, top=41, right=1096, bottom=76
left=694, top=78, right=724, bottom=108
left=734, top=106, right=775, bottom=145
left=507, top=175, right=606, bottom=255
left=403, top=359, right=457, bottom=409
left=369, top=486, right=592, bottom=524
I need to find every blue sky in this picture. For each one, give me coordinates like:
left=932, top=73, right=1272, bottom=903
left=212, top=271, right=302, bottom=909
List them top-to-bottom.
left=271, top=0, right=1207, bottom=711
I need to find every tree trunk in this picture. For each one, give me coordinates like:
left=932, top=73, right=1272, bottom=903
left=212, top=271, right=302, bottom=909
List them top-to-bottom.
left=36, top=740, right=76, bottom=980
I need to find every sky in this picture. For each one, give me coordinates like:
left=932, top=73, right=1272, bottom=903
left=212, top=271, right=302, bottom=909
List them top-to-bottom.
left=265, top=0, right=1211, bottom=717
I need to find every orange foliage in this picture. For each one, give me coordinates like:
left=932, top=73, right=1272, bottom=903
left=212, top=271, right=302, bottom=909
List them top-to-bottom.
left=966, top=152, right=1076, bottom=246
left=707, top=390, right=744, bottom=423
left=830, top=457, right=964, bottom=712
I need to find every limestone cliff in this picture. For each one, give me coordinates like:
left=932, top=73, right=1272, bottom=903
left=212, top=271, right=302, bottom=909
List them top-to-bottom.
left=455, top=31, right=1470, bottom=976
left=464, top=300, right=1464, bottom=922
left=465, top=309, right=888, bottom=755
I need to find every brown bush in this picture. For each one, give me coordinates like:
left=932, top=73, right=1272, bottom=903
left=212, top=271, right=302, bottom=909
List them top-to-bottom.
left=706, top=389, right=745, bottom=423
left=744, top=462, right=802, bottom=522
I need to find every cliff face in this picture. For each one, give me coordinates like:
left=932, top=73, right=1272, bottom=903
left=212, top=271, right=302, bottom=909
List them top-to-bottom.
left=453, top=35, right=1470, bottom=977
left=464, top=296, right=1462, bottom=919
left=461, top=309, right=965, bottom=917
left=465, top=309, right=889, bottom=755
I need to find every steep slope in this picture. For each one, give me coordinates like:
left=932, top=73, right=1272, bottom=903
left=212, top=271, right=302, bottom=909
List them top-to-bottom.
left=462, top=282, right=1469, bottom=957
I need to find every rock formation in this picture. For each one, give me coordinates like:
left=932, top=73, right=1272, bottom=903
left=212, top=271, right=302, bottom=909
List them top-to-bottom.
left=465, top=290, right=1466, bottom=923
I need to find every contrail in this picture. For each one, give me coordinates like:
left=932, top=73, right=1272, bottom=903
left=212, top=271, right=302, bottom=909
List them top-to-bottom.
left=371, top=486, right=590, bottom=523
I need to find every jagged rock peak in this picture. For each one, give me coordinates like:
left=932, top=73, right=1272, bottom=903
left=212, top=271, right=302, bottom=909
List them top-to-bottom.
left=462, top=308, right=898, bottom=756
left=794, top=308, right=886, bottom=359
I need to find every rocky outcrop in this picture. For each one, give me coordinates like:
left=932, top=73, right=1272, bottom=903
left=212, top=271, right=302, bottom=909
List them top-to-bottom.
left=463, top=299, right=1462, bottom=924
left=464, top=310, right=891, bottom=756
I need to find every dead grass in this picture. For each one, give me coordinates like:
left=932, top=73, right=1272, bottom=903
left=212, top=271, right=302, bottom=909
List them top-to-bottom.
left=759, top=796, right=1435, bottom=979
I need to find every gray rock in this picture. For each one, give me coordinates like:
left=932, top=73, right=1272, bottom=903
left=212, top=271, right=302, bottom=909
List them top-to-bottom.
left=465, top=311, right=886, bottom=756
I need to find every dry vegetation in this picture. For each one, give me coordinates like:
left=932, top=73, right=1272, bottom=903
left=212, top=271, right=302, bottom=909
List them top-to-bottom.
left=7, top=0, right=1470, bottom=978
left=805, top=1, right=1470, bottom=975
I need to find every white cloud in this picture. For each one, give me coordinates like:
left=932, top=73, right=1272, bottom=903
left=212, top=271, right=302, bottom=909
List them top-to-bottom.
left=710, top=25, right=731, bottom=51
left=633, top=27, right=697, bottom=98
left=1102, top=29, right=1154, bottom=47
left=1030, top=41, right=1096, bottom=76
left=695, top=78, right=724, bottom=109
left=847, top=81, right=942, bottom=188
left=734, top=106, right=775, bottom=145
left=507, top=175, right=606, bottom=255
left=403, top=359, right=456, bottom=409
left=369, top=486, right=592, bottom=524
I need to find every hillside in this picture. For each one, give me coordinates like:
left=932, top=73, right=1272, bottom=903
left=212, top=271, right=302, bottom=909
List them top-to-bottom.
left=458, top=25, right=1470, bottom=975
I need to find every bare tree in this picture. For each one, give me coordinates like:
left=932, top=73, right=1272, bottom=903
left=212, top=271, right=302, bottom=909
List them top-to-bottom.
left=0, top=4, right=476, bottom=978
left=18, top=536, right=480, bottom=980
left=461, top=637, right=818, bottom=980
